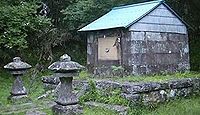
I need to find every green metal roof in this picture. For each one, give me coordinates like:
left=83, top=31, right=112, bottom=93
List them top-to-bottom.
left=79, top=0, right=164, bottom=31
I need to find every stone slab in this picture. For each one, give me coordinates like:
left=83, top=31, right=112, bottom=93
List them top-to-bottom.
left=52, top=104, right=83, bottom=115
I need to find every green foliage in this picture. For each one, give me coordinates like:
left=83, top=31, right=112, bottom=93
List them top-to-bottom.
left=0, top=0, right=199, bottom=70
left=0, top=1, right=51, bottom=50
left=189, top=34, right=200, bottom=71
left=111, top=65, right=125, bottom=77
left=78, top=70, right=92, bottom=80
left=80, top=80, right=129, bottom=106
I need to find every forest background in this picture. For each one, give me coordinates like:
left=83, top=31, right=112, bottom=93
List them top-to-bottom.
left=0, top=0, right=199, bottom=71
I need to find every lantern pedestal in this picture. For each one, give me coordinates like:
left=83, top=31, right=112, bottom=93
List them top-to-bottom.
left=48, top=54, right=84, bottom=115
left=52, top=74, right=82, bottom=115
left=8, top=75, right=31, bottom=104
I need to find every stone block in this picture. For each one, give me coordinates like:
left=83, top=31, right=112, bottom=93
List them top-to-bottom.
left=131, top=31, right=145, bottom=41
left=146, top=32, right=167, bottom=41
left=87, top=34, right=94, bottom=43
left=168, top=34, right=187, bottom=42
left=130, top=41, right=147, bottom=53
left=147, top=41, right=180, bottom=53
left=130, top=53, right=147, bottom=65
left=154, top=54, right=180, bottom=65
left=146, top=64, right=179, bottom=74
left=131, top=65, right=148, bottom=75
left=42, top=75, right=60, bottom=85
left=168, top=78, right=193, bottom=89
left=192, top=78, right=200, bottom=92
left=73, top=80, right=89, bottom=90
left=96, top=80, right=121, bottom=90
left=121, top=82, right=163, bottom=94
left=43, top=83, right=57, bottom=90
left=166, top=87, right=193, bottom=98
left=142, top=90, right=167, bottom=105
left=120, top=93, right=141, bottom=102
left=52, top=104, right=83, bottom=115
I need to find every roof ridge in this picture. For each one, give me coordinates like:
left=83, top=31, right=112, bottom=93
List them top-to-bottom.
left=112, top=0, right=164, bottom=10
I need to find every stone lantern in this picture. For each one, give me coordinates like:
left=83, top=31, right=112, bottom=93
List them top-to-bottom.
left=48, top=54, right=84, bottom=115
left=4, top=57, right=32, bottom=103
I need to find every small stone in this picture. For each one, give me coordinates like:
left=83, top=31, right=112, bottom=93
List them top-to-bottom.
left=168, top=89, right=176, bottom=98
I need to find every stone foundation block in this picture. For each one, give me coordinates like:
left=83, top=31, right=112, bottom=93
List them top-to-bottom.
left=52, top=104, right=83, bottom=115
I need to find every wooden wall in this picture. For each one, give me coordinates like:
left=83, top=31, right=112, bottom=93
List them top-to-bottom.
left=129, top=4, right=187, bottom=34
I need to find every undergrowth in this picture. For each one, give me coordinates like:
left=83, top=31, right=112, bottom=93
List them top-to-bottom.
left=80, top=80, right=129, bottom=106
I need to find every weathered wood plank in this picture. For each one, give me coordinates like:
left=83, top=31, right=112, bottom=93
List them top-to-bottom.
left=149, top=4, right=176, bottom=17
left=138, top=16, right=183, bottom=25
left=129, top=23, right=187, bottom=34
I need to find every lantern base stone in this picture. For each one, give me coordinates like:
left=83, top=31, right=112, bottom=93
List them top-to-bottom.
left=8, top=95, right=31, bottom=104
left=52, top=104, right=83, bottom=115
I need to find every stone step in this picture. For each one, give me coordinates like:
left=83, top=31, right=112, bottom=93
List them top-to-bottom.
left=84, top=101, right=128, bottom=115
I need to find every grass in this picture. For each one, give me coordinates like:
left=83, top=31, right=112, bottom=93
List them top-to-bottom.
left=0, top=69, right=13, bottom=106
left=0, top=69, right=51, bottom=106
left=147, top=96, right=200, bottom=115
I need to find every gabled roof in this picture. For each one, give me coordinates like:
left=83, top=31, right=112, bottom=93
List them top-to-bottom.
left=79, top=0, right=187, bottom=32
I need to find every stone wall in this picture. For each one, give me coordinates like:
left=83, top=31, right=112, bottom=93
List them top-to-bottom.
left=129, top=31, right=190, bottom=75
left=42, top=76, right=200, bottom=105
left=75, top=79, right=200, bottom=105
